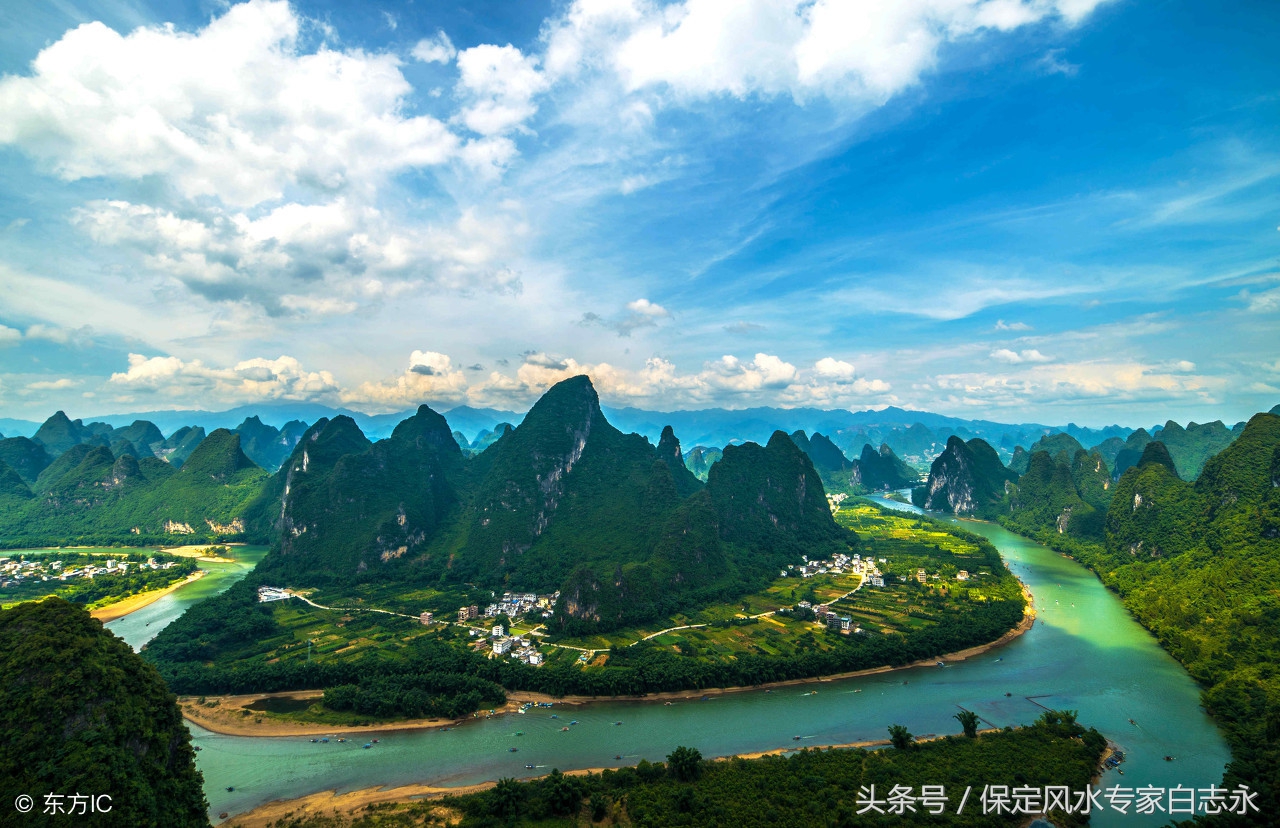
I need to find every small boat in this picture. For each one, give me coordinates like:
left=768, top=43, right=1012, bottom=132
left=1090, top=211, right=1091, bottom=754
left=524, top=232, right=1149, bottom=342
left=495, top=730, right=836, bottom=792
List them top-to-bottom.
left=994, top=657, right=1002, bottom=662
left=936, top=661, right=945, bottom=667
left=853, top=689, right=862, bottom=693
left=1005, top=692, right=1012, bottom=697
left=664, top=701, right=673, bottom=706
left=551, top=714, right=559, bottom=719
left=1128, top=719, right=1137, bottom=726
left=570, top=720, right=579, bottom=725
left=613, top=721, right=622, bottom=726
left=561, top=726, right=570, bottom=732
left=516, top=731, right=523, bottom=736
left=793, top=736, right=802, bottom=741
left=309, top=738, right=317, bottom=743
left=320, top=738, right=329, bottom=743
left=337, top=738, right=346, bottom=743
left=371, top=739, right=379, bottom=743
left=362, top=743, right=372, bottom=749
left=193, top=745, right=203, bottom=751
left=509, top=747, right=519, bottom=752
left=615, top=755, right=622, bottom=760
left=1164, top=755, right=1175, bottom=762
left=525, top=764, right=535, bottom=769
left=226, top=787, right=234, bottom=792
left=219, top=814, right=228, bottom=820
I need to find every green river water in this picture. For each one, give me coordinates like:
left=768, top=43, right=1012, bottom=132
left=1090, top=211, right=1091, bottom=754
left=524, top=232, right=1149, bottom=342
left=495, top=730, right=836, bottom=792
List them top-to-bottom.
left=89, top=509, right=1230, bottom=826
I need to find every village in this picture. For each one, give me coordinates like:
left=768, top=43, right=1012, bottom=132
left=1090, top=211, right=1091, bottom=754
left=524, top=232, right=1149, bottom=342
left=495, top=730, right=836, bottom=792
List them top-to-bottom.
left=0, top=555, right=179, bottom=589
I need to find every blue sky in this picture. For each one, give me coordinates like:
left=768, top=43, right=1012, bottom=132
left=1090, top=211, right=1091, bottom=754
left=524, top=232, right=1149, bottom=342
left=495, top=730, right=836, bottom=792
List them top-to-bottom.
left=0, top=0, right=1276, bottom=427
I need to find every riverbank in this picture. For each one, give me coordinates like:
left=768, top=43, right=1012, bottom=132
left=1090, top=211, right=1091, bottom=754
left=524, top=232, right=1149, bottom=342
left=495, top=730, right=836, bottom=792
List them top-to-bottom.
left=89, top=570, right=206, bottom=623
left=187, top=584, right=1035, bottom=737
left=180, top=690, right=469, bottom=737
left=221, top=727, right=1010, bottom=826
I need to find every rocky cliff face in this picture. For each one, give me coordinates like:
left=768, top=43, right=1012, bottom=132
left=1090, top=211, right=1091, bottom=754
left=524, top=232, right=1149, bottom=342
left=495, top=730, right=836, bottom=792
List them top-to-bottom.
left=913, top=436, right=1016, bottom=518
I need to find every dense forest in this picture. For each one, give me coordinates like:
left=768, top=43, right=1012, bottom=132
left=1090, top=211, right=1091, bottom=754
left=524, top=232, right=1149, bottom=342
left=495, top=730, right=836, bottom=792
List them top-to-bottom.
left=0, top=598, right=208, bottom=827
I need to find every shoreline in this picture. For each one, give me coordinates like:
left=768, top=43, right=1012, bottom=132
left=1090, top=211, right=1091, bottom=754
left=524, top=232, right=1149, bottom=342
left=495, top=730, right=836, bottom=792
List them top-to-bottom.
left=90, top=570, right=207, bottom=623
left=186, top=584, right=1035, bottom=737
left=222, top=728, right=1006, bottom=826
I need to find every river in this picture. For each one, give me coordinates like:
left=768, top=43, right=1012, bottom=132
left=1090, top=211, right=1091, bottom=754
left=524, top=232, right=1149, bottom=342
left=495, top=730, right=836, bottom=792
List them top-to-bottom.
left=103, top=512, right=1229, bottom=826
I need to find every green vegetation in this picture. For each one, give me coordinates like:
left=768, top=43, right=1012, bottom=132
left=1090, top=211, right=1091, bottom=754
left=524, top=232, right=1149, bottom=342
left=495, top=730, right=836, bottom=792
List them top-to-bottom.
left=1000, top=411, right=1280, bottom=824
left=0, top=428, right=271, bottom=547
left=912, top=436, right=1017, bottom=519
left=144, top=501, right=1023, bottom=726
left=0, top=550, right=197, bottom=610
left=0, top=598, right=207, bottom=827
left=243, top=713, right=1105, bottom=827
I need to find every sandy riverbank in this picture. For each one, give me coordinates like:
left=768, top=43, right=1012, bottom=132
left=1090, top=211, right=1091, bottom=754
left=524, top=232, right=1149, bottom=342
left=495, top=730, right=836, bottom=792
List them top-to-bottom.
left=89, top=570, right=207, bottom=622
left=187, top=586, right=1034, bottom=737
left=180, top=691, right=470, bottom=737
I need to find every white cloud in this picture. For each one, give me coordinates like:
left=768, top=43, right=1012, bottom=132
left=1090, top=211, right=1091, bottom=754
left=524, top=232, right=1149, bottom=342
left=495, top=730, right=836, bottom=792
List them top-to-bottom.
left=0, top=0, right=458, bottom=208
left=546, top=0, right=1110, bottom=104
left=412, top=31, right=457, bottom=64
left=455, top=44, right=548, bottom=137
left=72, top=199, right=524, bottom=311
left=1238, top=286, right=1280, bottom=313
left=994, top=319, right=1032, bottom=331
left=0, top=325, right=21, bottom=345
left=990, top=348, right=1052, bottom=364
left=342, top=350, right=469, bottom=408
left=109, top=352, right=339, bottom=404
left=931, top=360, right=1226, bottom=411
left=27, top=378, right=78, bottom=391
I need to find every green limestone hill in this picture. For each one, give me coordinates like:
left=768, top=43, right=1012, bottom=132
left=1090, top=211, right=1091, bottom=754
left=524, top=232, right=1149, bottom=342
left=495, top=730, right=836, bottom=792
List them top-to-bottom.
left=250, top=376, right=853, bottom=634
left=262, top=407, right=465, bottom=582
left=32, top=411, right=110, bottom=455
left=235, top=416, right=308, bottom=472
left=111, top=419, right=165, bottom=458
left=1152, top=419, right=1240, bottom=480
left=158, top=425, right=206, bottom=467
left=0, top=430, right=269, bottom=546
left=1010, top=432, right=1085, bottom=473
left=0, top=435, right=53, bottom=483
left=912, top=436, right=1017, bottom=519
left=1103, top=441, right=1198, bottom=559
left=850, top=443, right=919, bottom=491
left=683, top=445, right=722, bottom=480
left=1004, top=449, right=1111, bottom=540
left=0, top=460, right=32, bottom=501
left=0, top=598, right=207, bottom=826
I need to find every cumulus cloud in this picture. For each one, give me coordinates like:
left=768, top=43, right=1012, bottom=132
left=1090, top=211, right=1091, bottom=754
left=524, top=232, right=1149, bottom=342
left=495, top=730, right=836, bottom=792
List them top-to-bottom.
left=0, top=0, right=458, bottom=207
left=546, top=0, right=1110, bottom=104
left=413, top=31, right=457, bottom=64
left=455, top=44, right=548, bottom=138
left=72, top=199, right=524, bottom=312
left=0, top=325, right=21, bottom=345
left=990, top=348, right=1052, bottom=364
left=342, top=349, right=894, bottom=411
left=342, top=350, right=469, bottom=407
left=109, top=353, right=339, bottom=403
left=27, top=378, right=78, bottom=391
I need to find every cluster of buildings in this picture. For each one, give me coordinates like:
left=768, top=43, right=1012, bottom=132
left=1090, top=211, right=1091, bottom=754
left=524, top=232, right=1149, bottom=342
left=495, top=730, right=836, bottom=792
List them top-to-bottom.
left=784, top=552, right=887, bottom=584
left=0, top=555, right=176, bottom=588
left=258, top=586, right=292, bottom=602
left=480, top=591, right=560, bottom=621
left=794, top=600, right=863, bottom=635
left=485, top=624, right=544, bottom=665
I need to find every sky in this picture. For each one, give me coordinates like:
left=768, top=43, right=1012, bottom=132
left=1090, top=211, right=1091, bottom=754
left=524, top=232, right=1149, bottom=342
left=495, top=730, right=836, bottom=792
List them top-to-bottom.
left=0, top=0, right=1276, bottom=428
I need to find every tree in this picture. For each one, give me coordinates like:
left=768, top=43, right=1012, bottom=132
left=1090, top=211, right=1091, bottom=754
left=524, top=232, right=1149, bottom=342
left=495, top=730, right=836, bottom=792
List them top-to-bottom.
left=955, top=709, right=980, bottom=738
left=888, top=723, right=914, bottom=749
left=667, top=745, right=704, bottom=782
left=544, top=769, right=581, bottom=816
left=491, top=777, right=525, bottom=819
